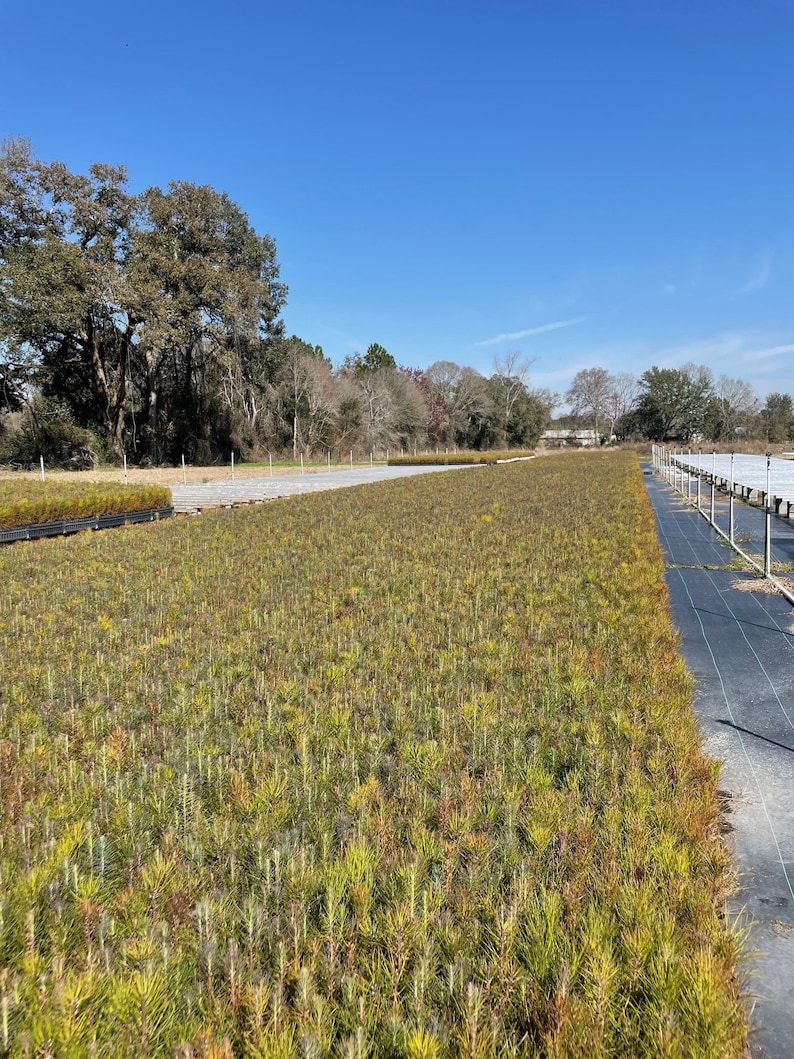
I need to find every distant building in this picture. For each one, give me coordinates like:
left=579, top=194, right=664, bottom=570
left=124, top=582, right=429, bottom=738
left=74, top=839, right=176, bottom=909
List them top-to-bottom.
left=540, top=429, right=599, bottom=448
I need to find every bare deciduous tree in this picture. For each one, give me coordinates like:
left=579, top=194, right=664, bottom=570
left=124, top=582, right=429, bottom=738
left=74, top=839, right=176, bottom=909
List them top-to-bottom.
left=491, top=350, right=536, bottom=425
left=565, top=367, right=614, bottom=442
left=604, top=371, right=639, bottom=438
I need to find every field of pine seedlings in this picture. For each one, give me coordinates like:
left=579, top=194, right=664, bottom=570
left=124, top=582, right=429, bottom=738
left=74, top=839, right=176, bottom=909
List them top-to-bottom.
left=0, top=452, right=746, bottom=1057
left=387, top=452, right=535, bottom=466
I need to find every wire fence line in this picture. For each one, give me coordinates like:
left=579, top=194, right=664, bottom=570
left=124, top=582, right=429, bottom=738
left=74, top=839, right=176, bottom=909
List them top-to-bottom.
left=652, top=445, right=794, bottom=606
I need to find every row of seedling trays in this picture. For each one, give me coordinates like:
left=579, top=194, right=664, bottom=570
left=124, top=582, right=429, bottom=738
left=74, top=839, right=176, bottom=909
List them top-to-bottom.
left=0, top=507, right=174, bottom=544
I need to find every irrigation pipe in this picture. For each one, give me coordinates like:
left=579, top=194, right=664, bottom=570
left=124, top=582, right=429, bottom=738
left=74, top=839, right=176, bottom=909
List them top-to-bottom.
left=651, top=445, right=794, bottom=608
left=698, top=511, right=794, bottom=608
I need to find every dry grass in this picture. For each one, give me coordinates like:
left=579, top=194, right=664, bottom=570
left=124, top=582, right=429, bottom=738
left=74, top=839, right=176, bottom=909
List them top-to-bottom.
left=731, top=574, right=794, bottom=596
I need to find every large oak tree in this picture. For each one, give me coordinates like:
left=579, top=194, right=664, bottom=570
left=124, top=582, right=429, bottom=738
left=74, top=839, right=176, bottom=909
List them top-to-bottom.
left=0, top=140, right=286, bottom=462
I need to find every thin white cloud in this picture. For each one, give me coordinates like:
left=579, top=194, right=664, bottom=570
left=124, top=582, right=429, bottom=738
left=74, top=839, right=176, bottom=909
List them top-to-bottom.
left=741, top=259, right=771, bottom=294
left=475, top=315, right=590, bottom=347
left=322, top=327, right=367, bottom=353
left=652, top=333, right=745, bottom=369
left=742, top=342, right=794, bottom=362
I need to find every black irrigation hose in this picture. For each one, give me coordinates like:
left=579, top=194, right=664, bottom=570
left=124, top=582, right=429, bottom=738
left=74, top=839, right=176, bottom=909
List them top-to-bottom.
left=0, top=507, right=174, bottom=545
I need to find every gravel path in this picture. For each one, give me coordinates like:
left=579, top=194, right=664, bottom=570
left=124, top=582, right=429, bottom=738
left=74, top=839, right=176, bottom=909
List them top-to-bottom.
left=170, top=463, right=483, bottom=513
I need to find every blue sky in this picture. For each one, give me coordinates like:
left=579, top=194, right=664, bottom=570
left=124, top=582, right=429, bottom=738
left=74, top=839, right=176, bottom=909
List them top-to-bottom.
left=3, top=0, right=793, bottom=405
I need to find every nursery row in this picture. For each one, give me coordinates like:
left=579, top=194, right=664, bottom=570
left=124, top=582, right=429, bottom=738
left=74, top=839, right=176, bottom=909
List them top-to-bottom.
left=388, top=451, right=535, bottom=466
left=0, top=452, right=746, bottom=1056
left=0, top=480, right=172, bottom=530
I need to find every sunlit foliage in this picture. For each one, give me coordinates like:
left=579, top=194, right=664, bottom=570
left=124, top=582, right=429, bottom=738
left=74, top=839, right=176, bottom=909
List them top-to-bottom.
left=0, top=453, right=746, bottom=1056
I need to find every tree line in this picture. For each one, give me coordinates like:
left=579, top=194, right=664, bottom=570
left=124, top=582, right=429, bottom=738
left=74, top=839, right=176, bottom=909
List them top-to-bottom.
left=0, top=141, right=553, bottom=467
left=2, top=141, right=791, bottom=468
left=564, top=365, right=794, bottom=445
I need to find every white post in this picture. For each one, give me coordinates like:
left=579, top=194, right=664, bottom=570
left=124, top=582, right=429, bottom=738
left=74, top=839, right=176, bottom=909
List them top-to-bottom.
left=687, top=448, right=692, bottom=503
left=697, top=449, right=702, bottom=512
left=350, top=450, right=353, bottom=468
left=710, top=450, right=716, bottom=525
left=231, top=451, right=235, bottom=480
left=327, top=451, right=331, bottom=471
left=729, top=451, right=735, bottom=545
left=123, top=452, right=128, bottom=486
left=300, top=452, right=304, bottom=475
left=370, top=452, right=373, bottom=467
left=765, top=452, right=772, bottom=577
left=182, top=453, right=187, bottom=485
left=269, top=453, right=273, bottom=477
left=40, top=455, right=45, bottom=482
